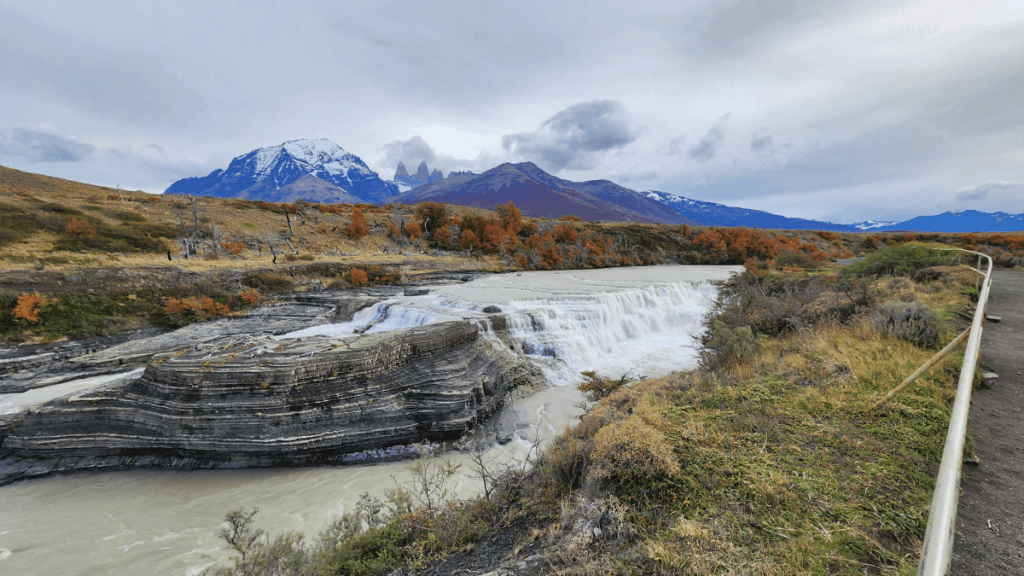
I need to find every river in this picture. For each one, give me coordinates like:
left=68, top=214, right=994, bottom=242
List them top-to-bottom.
left=0, top=265, right=739, bottom=575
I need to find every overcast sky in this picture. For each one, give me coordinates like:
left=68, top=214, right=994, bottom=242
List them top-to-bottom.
left=1, top=0, right=1022, bottom=223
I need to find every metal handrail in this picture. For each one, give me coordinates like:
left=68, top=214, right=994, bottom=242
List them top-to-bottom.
left=917, top=249, right=994, bottom=575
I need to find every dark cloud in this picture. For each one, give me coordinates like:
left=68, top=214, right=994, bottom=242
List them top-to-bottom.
left=502, top=100, right=640, bottom=171
left=689, top=115, right=728, bottom=163
left=0, top=128, right=95, bottom=163
left=750, top=135, right=773, bottom=152
left=378, top=136, right=438, bottom=173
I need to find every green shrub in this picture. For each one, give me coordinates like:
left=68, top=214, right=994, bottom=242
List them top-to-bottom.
left=0, top=202, right=40, bottom=248
left=110, top=210, right=146, bottom=222
left=53, top=222, right=178, bottom=253
left=843, top=243, right=949, bottom=277
left=776, top=249, right=814, bottom=269
left=242, top=272, right=295, bottom=293
left=873, top=301, right=942, bottom=347
left=699, top=320, right=766, bottom=370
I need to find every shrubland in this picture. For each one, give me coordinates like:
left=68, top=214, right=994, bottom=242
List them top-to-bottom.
left=207, top=245, right=982, bottom=575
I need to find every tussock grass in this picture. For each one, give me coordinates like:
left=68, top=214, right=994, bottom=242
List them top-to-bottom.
left=570, top=321, right=956, bottom=574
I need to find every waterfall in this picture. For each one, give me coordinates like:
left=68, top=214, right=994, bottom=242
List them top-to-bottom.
left=280, top=266, right=730, bottom=386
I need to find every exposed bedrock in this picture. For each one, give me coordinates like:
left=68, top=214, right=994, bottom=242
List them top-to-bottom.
left=0, top=318, right=544, bottom=485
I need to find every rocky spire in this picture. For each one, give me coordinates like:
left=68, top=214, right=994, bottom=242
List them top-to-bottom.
left=394, top=161, right=410, bottom=179
left=416, top=161, right=430, bottom=182
left=429, top=169, right=444, bottom=183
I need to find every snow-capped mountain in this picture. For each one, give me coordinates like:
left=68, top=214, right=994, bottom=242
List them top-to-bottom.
left=165, top=139, right=398, bottom=203
left=641, top=191, right=855, bottom=231
left=856, top=210, right=1024, bottom=233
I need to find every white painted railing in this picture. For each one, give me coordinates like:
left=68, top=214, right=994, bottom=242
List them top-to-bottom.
left=917, top=249, right=994, bottom=576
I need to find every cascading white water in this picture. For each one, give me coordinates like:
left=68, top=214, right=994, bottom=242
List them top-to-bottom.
left=0, top=265, right=741, bottom=576
left=280, top=266, right=725, bottom=387
left=496, top=282, right=716, bottom=385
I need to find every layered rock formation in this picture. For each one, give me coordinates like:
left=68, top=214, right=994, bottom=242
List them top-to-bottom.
left=0, top=311, right=544, bottom=485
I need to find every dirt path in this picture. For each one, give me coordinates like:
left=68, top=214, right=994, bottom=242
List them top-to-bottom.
left=950, top=269, right=1024, bottom=574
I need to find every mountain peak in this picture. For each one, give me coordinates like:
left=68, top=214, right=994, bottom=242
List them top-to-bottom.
left=166, top=138, right=397, bottom=203
left=394, top=160, right=444, bottom=189
left=416, top=161, right=430, bottom=181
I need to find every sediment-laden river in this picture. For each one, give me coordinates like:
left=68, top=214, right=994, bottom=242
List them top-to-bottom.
left=0, top=265, right=739, bottom=576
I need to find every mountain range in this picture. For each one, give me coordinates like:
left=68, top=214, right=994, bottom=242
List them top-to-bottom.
left=163, top=138, right=1024, bottom=232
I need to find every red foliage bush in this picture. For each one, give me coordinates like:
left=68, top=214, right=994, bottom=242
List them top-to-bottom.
left=346, top=207, right=370, bottom=240
left=65, top=217, right=96, bottom=238
left=405, top=221, right=422, bottom=240
left=221, top=242, right=247, bottom=255
left=349, top=268, right=368, bottom=285
left=239, top=288, right=261, bottom=305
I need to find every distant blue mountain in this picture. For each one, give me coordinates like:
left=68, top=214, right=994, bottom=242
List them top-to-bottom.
left=165, top=139, right=398, bottom=203
left=641, top=191, right=856, bottom=231
left=642, top=191, right=1024, bottom=233
left=855, top=210, right=1024, bottom=233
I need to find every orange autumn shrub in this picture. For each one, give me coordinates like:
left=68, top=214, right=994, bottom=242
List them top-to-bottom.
left=346, top=207, right=369, bottom=240
left=65, top=217, right=96, bottom=238
left=405, top=221, right=422, bottom=240
left=386, top=222, right=401, bottom=238
left=221, top=242, right=247, bottom=255
left=350, top=268, right=368, bottom=285
left=239, top=288, right=261, bottom=306
left=13, top=293, right=47, bottom=323
left=201, top=296, right=229, bottom=316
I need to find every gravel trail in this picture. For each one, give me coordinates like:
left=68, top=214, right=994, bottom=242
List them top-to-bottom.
left=951, top=269, right=1024, bottom=574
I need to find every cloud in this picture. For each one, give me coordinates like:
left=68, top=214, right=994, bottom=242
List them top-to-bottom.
left=502, top=100, right=640, bottom=171
left=689, top=115, right=729, bottom=163
left=0, top=127, right=95, bottom=163
left=378, top=135, right=438, bottom=173
left=659, top=135, right=687, bottom=156
left=750, top=135, right=773, bottom=153
left=954, top=180, right=1024, bottom=202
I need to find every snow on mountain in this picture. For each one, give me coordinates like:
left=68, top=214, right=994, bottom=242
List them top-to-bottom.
left=165, top=138, right=397, bottom=203
left=641, top=191, right=855, bottom=231
left=643, top=191, right=1024, bottom=232
left=862, top=210, right=1024, bottom=232
left=852, top=220, right=900, bottom=231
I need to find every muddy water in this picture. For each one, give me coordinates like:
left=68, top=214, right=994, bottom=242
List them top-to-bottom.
left=0, top=265, right=739, bottom=575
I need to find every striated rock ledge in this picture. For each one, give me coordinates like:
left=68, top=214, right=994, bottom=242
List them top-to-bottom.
left=0, top=317, right=544, bottom=485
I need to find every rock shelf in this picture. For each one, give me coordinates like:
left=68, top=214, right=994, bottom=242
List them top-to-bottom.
left=0, top=299, right=544, bottom=485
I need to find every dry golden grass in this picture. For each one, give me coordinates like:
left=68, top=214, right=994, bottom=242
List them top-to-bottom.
left=0, top=165, right=502, bottom=275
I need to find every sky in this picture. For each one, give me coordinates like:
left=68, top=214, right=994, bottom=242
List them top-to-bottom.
left=0, top=0, right=1022, bottom=223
